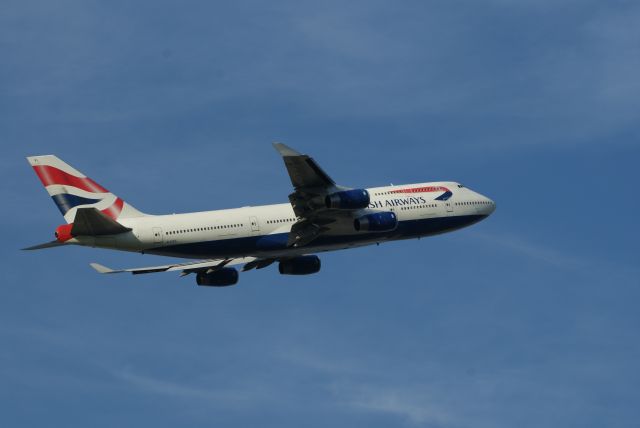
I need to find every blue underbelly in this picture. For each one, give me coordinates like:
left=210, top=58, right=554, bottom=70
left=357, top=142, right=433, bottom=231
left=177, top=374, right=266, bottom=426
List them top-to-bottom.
left=148, top=215, right=487, bottom=259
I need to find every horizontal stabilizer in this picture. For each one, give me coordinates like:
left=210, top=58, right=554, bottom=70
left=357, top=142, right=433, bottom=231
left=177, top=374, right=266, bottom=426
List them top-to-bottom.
left=72, top=208, right=132, bottom=236
left=22, top=240, right=66, bottom=251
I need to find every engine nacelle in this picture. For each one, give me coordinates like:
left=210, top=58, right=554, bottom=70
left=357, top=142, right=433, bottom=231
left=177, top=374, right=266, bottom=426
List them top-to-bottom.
left=325, top=189, right=370, bottom=210
left=354, top=212, right=398, bottom=232
left=55, top=224, right=74, bottom=242
left=279, top=256, right=321, bottom=275
left=196, top=268, right=239, bottom=287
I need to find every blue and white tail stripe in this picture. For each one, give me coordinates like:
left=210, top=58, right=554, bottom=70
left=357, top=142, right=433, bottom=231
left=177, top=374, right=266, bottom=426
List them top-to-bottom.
left=27, top=155, right=146, bottom=223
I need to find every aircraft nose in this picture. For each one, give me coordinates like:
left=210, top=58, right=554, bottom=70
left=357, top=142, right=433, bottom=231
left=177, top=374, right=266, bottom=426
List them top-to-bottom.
left=464, top=187, right=496, bottom=217
left=474, top=191, right=496, bottom=216
left=485, top=197, right=496, bottom=215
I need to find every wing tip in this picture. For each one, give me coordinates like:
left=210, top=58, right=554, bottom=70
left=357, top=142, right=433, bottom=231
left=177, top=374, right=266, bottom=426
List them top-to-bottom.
left=272, top=142, right=301, bottom=157
left=90, top=263, right=117, bottom=274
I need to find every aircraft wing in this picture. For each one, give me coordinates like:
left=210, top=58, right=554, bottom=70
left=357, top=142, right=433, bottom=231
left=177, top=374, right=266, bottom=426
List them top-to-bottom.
left=273, top=143, right=366, bottom=248
left=273, top=143, right=336, bottom=189
left=90, top=257, right=256, bottom=276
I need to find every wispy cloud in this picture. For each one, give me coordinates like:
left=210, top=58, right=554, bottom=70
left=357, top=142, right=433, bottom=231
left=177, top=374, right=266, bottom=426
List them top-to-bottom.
left=3, top=1, right=638, bottom=156
left=467, top=230, right=640, bottom=283
left=469, top=231, right=585, bottom=270
left=276, top=345, right=632, bottom=428
left=276, top=348, right=464, bottom=426
left=111, top=366, right=273, bottom=407
left=113, top=368, right=225, bottom=401
left=332, top=383, right=457, bottom=426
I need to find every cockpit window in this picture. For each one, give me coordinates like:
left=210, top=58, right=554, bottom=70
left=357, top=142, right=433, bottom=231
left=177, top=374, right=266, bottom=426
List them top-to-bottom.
left=457, top=184, right=465, bottom=188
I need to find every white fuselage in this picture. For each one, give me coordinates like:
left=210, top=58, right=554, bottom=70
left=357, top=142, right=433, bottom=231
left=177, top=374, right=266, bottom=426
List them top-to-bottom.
left=69, top=181, right=495, bottom=260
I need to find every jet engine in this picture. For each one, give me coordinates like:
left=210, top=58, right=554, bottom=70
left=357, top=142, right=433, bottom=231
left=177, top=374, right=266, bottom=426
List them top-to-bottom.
left=325, top=189, right=370, bottom=210
left=354, top=212, right=398, bottom=232
left=279, top=256, right=321, bottom=275
left=196, top=268, right=239, bottom=287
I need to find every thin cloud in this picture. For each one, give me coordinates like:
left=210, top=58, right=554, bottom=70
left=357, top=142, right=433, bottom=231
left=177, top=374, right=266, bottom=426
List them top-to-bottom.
left=469, top=231, right=585, bottom=270
left=469, top=231, right=640, bottom=281
left=276, top=348, right=465, bottom=426
left=111, top=367, right=270, bottom=406
left=113, top=368, right=221, bottom=401
left=333, top=383, right=457, bottom=426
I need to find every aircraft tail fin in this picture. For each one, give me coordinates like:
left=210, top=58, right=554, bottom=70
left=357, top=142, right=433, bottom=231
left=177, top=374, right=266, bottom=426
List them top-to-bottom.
left=27, top=155, right=147, bottom=224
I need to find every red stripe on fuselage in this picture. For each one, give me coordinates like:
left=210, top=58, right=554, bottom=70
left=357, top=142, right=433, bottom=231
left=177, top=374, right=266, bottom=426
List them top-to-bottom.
left=33, top=165, right=109, bottom=194
left=390, top=186, right=450, bottom=194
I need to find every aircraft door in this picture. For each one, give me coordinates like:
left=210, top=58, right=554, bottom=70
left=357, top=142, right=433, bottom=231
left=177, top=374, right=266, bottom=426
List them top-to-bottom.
left=445, top=201, right=454, bottom=215
left=249, top=216, right=260, bottom=232
left=152, top=227, right=163, bottom=244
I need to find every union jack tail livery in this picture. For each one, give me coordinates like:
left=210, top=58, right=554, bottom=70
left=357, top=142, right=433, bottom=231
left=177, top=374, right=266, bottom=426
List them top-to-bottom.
left=27, top=155, right=146, bottom=223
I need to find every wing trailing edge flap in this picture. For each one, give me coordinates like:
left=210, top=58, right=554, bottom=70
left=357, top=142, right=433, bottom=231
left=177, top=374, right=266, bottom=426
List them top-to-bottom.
left=287, top=221, right=330, bottom=248
left=241, top=258, right=276, bottom=272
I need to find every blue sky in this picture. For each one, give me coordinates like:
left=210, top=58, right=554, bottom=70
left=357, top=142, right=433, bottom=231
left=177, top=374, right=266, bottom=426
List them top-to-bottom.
left=1, top=1, right=639, bottom=426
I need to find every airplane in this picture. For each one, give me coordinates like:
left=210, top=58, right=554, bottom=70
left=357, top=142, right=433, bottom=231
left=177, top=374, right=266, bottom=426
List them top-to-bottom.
left=24, top=143, right=496, bottom=286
